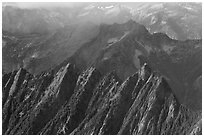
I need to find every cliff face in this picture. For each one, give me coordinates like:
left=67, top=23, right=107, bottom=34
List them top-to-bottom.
left=2, top=63, right=201, bottom=135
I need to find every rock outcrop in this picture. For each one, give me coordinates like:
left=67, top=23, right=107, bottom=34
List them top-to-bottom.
left=2, top=63, right=202, bottom=135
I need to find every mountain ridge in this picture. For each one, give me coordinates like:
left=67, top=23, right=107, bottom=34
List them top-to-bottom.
left=3, top=19, right=201, bottom=111
left=2, top=62, right=202, bottom=135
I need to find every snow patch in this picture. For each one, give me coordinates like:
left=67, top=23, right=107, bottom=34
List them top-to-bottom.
left=150, top=3, right=163, bottom=10
left=84, top=5, right=95, bottom=10
left=105, top=5, right=114, bottom=9
left=105, top=6, right=120, bottom=16
left=183, top=6, right=197, bottom=12
left=78, top=11, right=90, bottom=17
left=150, top=16, right=157, bottom=25
left=107, top=31, right=130, bottom=47
left=120, top=31, right=129, bottom=40
left=108, top=37, right=118, bottom=45
left=25, top=43, right=32, bottom=48
left=31, top=52, right=39, bottom=58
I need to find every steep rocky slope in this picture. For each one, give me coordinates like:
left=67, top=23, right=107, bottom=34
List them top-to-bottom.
left=2, top=63, right=202, bottom=135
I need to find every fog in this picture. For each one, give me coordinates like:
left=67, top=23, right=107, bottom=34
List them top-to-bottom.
left=3, top=2, right=144, bottom=9
left=3, top=2, right=89, bottom=9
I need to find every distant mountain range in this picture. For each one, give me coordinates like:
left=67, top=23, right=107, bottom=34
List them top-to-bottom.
left=3, top=3, right=202, bottom=40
